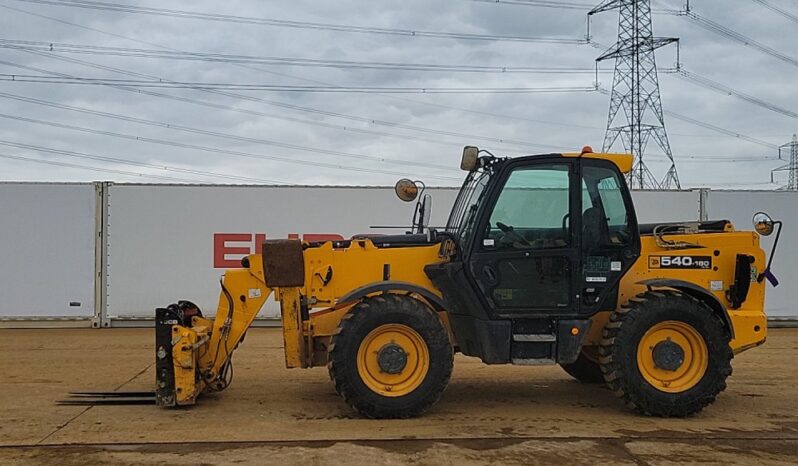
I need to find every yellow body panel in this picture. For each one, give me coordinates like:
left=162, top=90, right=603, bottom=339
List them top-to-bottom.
left=562, top=152, right=634, bottom=173
left=169, top=224, right=768, bottom=405
left=302, top=239, right=443, bottom=306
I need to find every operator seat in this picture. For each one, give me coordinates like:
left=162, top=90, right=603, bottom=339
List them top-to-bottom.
left=582, top=206, right=610, bottom=248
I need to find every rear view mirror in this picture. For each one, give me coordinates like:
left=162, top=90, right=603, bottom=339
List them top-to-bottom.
left=461, top=146, right=479, bottom=171
left=394, top=178, right=419, bottom=202
left=753, top=212, right=774, bottom=236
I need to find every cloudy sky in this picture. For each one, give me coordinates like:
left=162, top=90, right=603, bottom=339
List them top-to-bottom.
left=0, top=0, right=796, bottom=189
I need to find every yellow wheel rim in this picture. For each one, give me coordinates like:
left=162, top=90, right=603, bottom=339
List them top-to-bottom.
left=637, top=320, right=708, bottom=393
left=356, top=323, right=429, bottom=397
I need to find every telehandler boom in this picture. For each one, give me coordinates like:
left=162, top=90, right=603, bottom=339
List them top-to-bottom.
left=80, top=146, right=781, bottom=418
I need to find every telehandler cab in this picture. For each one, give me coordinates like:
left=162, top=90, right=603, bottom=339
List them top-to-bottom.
left=66, top=146, right=780, bottom=418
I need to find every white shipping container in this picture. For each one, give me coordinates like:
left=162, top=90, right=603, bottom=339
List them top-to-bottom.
left=0, top=183, right=97, bottom=321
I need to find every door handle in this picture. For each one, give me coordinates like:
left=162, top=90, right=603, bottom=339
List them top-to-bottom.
left=482, top=265, right=498, bottom=285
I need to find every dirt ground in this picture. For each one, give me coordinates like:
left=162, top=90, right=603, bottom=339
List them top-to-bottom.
left=1, top=327, right=796, bottom=465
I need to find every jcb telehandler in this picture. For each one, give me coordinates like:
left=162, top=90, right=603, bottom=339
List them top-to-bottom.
left=69, top=146, right=781, bottom=418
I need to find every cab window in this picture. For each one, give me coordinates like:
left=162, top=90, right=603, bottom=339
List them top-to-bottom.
left=581, top=163, right=632, bottom=247
left=483, top=164, right=570, bottom=250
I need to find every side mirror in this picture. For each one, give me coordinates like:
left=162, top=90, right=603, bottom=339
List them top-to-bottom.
left=461, top=146, right=479, bottom=171
left=394, top=178, right=419, bottom=202
left=753, top=212, right=774, bottom=236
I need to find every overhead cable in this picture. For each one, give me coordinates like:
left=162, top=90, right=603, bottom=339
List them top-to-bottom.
left=9, top=0, right=585, bottom=43
left=750, top=0, right=798, bottom=25
left=0, top=39, right=598, bottom=73
left=2, top=53, right=565, bottom=151
left=676, top=69, right=798, bottom=120
left=0, top=74, right=598, bottom=94
left=0, top=99, right=459, bottom=172
left=0, top=115, right=462, bottom=181
left=0, top=149, right=263, bottom=183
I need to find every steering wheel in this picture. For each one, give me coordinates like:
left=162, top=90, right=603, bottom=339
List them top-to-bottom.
left=561, top=213, right=570, bottom=236
left=496, top=221, right=531, bottom=247
left=615, top=228, right=631, bottom=244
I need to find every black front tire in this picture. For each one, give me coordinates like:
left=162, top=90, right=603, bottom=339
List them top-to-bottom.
left=599, top=290, right=733, bottom=417
left=327, top=294, right=453, bottom=419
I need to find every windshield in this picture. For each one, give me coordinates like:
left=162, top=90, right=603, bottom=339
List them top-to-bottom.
left=445, top=167, right=492, bottom=245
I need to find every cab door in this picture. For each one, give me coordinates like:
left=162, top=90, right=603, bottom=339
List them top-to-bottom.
left=467, top=159, right=579, bottom=317
left=578, top=159, right=640, bottom=314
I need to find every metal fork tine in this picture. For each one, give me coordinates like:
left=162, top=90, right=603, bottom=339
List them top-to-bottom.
left=68, top=391, right=155, bottom=398
left=57, top=398, right=155, bottom=406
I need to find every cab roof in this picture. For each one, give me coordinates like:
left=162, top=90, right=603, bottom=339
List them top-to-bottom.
left=561, top=150, right=633, bottom=174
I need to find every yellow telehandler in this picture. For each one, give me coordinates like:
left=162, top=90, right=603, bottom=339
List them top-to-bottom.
left=65, top=146, right=781, bottom=418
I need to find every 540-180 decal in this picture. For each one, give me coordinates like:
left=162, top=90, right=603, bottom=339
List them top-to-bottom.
left=649, top=255, right=712, bottom=269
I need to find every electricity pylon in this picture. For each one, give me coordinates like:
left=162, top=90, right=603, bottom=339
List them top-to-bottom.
left=589, top=0, right=680, bottom=189
left=772, top=134, right=798, bottom=190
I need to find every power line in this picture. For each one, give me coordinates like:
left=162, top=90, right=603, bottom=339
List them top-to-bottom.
left=9, top=0, right=586, bottom=43
left=471, top=0, right=593, bottom=10
left=750, top=0, right=798, bottom=25
left=3, top=1, right=777, bottom=156
left=0, top=2, right=598, bottom=145
left=0, top=2, right=715, bottom=150
left=672, top=8, right=798, bottom=69
left=0, top=39, right=601, bottom=74
left=0, top=54, right=566, bottom=152
left=0, top=57, right=532, bottom=153
left=676, top=69, right=798, bottom=120
left=0, top=73, right=598, bottom=93
left=595, top=87, right=780, bottom=150
left=0, top=91, right=460, bottom=172
left=661, top=110, right=779, bottom=150
left=0, top=113, right=461, bottom=181
left=0, top=138, right=292, bottom=183
left=0, top=150, right=254, bottom=183
left=645, top=153, right=781, bottom=162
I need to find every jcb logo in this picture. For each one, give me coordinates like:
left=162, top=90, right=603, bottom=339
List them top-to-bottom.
left=649, top=255, right=712, bottom=270
left=649, top=256, right=661, bottom=268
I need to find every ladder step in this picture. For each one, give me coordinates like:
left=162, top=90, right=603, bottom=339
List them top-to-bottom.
left=513, top=334, right=556, bottom=342
left=511, top=358, right=556, bottom=366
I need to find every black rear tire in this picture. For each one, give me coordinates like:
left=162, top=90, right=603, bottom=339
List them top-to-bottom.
left=599, top=290, right=733, bottom=417
left=327, top=294, right=453, bottom=419
left=560, top=347, right=605, bottom=383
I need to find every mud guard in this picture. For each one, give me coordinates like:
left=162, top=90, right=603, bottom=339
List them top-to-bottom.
left=637, top=278, right=734, bottom=339
left=336, top=280, right=447, bottom=310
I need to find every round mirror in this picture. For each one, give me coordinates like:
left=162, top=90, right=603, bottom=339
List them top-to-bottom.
left=394, top=178, right=419, bottom=202
left=752, top=211, right=774, bottom=236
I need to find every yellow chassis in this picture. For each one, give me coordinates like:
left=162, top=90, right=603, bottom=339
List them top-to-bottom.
left=164, top=228, right=768, bottom=406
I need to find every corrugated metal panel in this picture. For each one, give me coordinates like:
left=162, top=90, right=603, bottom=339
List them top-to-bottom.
left=0, top=183, right=97, bottom=321
left=629, top=190, right=702, bottom=223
